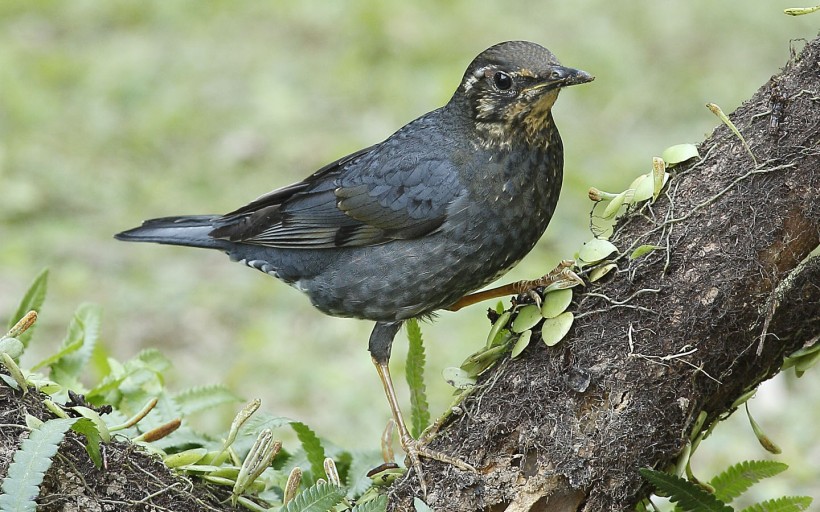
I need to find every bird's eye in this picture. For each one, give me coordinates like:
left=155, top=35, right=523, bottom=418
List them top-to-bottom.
left=493, top=71, right=513, bottom=91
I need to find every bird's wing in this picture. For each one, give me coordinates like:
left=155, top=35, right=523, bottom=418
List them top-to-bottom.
left=209, top=142, right=464, bottom=249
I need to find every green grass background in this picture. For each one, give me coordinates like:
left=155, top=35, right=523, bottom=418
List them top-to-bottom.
left=1, top=1, right=817, bottom=506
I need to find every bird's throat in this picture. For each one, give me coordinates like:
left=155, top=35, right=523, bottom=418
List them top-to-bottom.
left=473, top=88, right=561, bottom=150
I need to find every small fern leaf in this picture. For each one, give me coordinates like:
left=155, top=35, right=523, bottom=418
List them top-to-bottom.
left=9, top=269, right=48, bottom=348
left=51, top=303, right=102, bottom=382
left=405, top=319, right=430, bottom=438
left=135, top=347, right=172, bottom=370
left=173, top=384, right=242, bottom=416
left=0, top=417, right=77, bottom=512
left=70, top=418, right=103, bottom=469
left=290, top=421, right=327, bottom=482
left=710, top=460, right=788, bottom=503
left=640, top=468, right=732, bottom=512
left=283, top=481, right=345, bottom=512
left=350, top=495, right=387, bottom=512
left=739, top=496, right=812, bottom=512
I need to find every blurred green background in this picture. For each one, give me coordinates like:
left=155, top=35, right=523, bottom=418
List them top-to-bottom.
left=1, top=1, right=817, bottom=506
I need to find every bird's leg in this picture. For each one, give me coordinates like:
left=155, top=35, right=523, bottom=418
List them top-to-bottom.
left=446, top=259, right=583, bottom=312
left=369, top=322, right=475, bottom=496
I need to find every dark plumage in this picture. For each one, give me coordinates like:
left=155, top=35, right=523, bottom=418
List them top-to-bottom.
left=116, top=40, right=592, bottom=491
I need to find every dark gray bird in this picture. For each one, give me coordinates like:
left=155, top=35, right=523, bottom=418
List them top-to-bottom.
left=116, top=40, right=592, bottom=491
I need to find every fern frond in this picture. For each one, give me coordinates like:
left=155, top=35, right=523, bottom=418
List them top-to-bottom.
left=8, top=269, right=48, bottom=348
left=50, top=303, right=102, bottom=384
left=405, top=319, right=430, bottom=438
left=173, top=384, right=242, bottom=416
left=0, top=418, right=77, bottom=512
left=290, top=421, right=327, bottom=482
left=710, top=460, right=788, bottom=503
left=640, top=468, right=732, bottom=512
left=283, top=481, right=345, bottom=512
left=350, top=495, right=387, bottom=512
left=739, top=495, right=812, bottom=512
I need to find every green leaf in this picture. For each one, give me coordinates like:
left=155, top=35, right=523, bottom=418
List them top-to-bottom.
left=707, top=102, right=757, bottom=165
left=662, top=144, right=700, bottom=165
left=629, top=173, right=655, bottom=203
left=602, top=190, right=628, bottom=219
left=578, top=239, right=618, bottom=264
left=630, top=245, right=660, bottom=260
left=588, top=263, right=617, bottom=283
left=8, top=269, right=48, bottom=349
left=540, top=289, right=573, bottom=319
left=49, top=303, right=102, bottom=386
left=511, top=305, right=542, bottom=333
left=486, top=311, right=511, bottom=347
left=541, top=312, right=574, bottom=347
left=405, top=319, right=430, bottom=439
left=510, top=330, right=533, bottom=359
left=0, top=338, right=25, bottom=360
left=30, top=338, right=83, bottom=372
left=789, top=341, right=820, bottom=375
left=460, top=344, right=507, bottom=377
left=135, top=348, right=173, bottom=373
left=85, top=350, right=170, bottom=402
left=1, top=352, right=27, bottom=391
left=442, top=366, right=476, bottom=389
left=173, top=384, right=243, bottom=416
left=730, top=389, right=758, bottom=410
left=216, top=399, right=261, bottom=458
left=746, top=405, right=781, bottom=454
left=69, top=406, right=110, bottom=443
left=240, top=412, right=294, bottom=435
left=0, top=417, right=77, bottom=512
left=70, top=418, right=103, bottom=469
left=290, top=422, right=327, bottom=483
left=163, top=448, right=209, bottom=468
left=344, top=450, right=387, bottom=499
left=710, top=460, right=788, bottom=503
left=640, top=468, right=733, bottom=512
left=283, top=481, right=345, bottom=512
left=350, top=494, right=388, bottom=512
left=739, top=496, right=812, bottom=512
left=413, top=497, right=435, bottom=512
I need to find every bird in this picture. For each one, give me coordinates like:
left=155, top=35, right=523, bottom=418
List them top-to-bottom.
left=116, top=40, right=593, bottom=493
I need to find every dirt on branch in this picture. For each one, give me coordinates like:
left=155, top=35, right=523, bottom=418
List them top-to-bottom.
left=389, top=36, right=820, bottom=511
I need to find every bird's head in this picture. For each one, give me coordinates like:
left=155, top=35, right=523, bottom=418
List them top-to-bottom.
left=453, top=41, right=594, bottom=148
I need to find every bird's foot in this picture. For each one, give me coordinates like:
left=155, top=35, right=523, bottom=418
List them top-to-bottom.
left=512, top=259, right=584, bottom=307
left=446, top=260, right=583, bottom=312
left=372, top=356, right=475, bottom=497
left=399, top=432, right=475, bottom=497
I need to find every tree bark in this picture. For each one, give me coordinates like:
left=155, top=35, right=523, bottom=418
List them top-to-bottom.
left=388, top=35, right=820, bottom=511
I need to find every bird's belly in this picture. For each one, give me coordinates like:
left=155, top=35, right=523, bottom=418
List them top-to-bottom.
left=297, top=210, right=548, bottom=322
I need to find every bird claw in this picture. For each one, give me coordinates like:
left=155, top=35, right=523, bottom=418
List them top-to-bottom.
left=513, top=260, right=584, bottom=306
left=527, top=289, right=544, bottom=308
left=400, top=434, right=476, bottom=497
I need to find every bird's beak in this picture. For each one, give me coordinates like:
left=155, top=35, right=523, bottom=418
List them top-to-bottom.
left=527, top=66, right=595, bottom=92
left=554, top=66, right=595, bottom=87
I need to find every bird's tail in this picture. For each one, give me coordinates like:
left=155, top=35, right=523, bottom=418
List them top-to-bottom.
left=115, top=215, right=228, bottom=250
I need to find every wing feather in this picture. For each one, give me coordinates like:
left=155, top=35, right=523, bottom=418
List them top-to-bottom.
left=210, top=121, right=464, bottom=249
